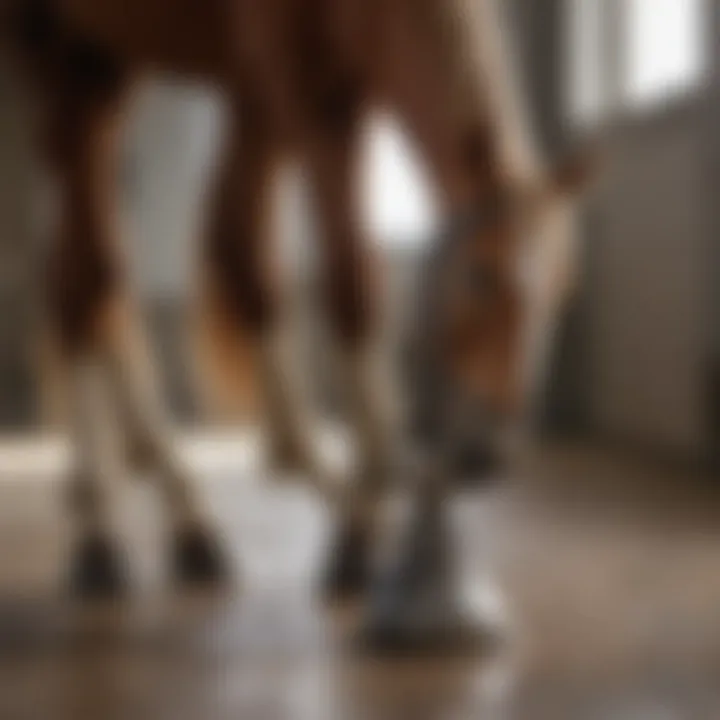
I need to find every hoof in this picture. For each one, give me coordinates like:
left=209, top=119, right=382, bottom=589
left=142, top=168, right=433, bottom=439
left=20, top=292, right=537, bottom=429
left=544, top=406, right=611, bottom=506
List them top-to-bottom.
left=450, top=444, right=502, bottom=490
left=453, top=472, right=501, bottom=491
left=355, top=495, right=505, bottom=657
left=322, top=521, right=371, bottom=602
left=173, top=524, right=230, bottom=589
left=70, top=533, right=128, bottom=601
left=357, top=614, right=500, bottom=658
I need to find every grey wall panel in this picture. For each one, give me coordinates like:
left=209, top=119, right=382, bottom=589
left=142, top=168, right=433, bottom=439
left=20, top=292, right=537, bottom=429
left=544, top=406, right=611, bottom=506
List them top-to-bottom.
left=0, top=68, right=45, bottom=429
left=586, top=108, right=711, bottom=457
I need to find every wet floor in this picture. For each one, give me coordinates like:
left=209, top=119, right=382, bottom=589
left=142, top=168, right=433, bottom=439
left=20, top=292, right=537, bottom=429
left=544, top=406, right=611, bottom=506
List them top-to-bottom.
left=0, top=440, right=719, bottom=719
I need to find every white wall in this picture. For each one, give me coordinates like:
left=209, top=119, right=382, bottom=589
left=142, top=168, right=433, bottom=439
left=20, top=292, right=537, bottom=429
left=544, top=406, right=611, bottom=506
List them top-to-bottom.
left=0, top=67, right=45, bottom=426
left=121, top=82, right=225, bottom=300
left=121, top=83, right=440, bottom=300
left=586, top=108, right=711, bottom=457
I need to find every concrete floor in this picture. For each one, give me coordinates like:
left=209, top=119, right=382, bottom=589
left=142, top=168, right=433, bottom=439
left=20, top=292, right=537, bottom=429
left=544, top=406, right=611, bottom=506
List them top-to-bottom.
left=0, top=436, right=719, bottom=719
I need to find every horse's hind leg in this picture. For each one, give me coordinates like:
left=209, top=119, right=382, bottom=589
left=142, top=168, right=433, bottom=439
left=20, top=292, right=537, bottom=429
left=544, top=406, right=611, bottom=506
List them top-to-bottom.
left=47, top=59, right=226, bottom=596
left=45, top=63, right=134, bottom=598
left=203, top=103, right=333, bottom=494
left=305, top=114, right=399, bottom=600
left=101, top=299, right=229, bottom=587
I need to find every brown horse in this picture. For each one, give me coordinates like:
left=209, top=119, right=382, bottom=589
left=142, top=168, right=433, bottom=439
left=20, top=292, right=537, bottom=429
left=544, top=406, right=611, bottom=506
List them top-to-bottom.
left=2, top=0, right=593, bottom=613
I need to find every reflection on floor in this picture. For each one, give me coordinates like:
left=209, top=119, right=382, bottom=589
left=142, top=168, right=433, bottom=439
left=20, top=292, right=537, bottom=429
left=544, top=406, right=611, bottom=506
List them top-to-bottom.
left=0, top=437, right=719, bottom=720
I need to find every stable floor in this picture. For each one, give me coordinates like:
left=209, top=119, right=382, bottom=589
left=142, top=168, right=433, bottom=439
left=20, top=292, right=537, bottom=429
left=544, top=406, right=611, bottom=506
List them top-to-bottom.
left=1, top=436, right=719, bottom=720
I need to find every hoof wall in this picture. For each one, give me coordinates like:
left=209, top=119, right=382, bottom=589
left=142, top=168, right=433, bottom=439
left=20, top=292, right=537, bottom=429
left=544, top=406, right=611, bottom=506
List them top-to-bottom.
left=450, top=447, right=502, bottom=490
left=173, top=525, right=230, bottom=589
left=70, top=534, right=128, bottom=601
left=356, top=616, right=501, bottom=658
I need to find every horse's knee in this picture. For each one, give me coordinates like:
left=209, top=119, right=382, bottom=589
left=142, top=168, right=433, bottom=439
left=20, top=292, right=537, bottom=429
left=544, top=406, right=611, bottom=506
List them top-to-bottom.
left=204, top=114, right=277, bottom=336
left=206, top=235, right=276, bottom=335
left=48, top=244, right=118, bottom=354
left=324, top=244, right=376, bottom=347
left=327, top=276, right=372, bottom=346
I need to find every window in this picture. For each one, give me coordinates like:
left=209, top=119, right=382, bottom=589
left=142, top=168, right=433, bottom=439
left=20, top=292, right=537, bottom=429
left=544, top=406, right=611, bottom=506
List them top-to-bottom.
left=567, top=0, right=709, bottom=124
left=624, top=0, right=706, bottom=108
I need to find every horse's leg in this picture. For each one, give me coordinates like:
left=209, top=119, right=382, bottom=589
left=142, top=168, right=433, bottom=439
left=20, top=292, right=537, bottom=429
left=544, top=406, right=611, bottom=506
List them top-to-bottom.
left=347, top=25, right=507, bottom=651
left=48, top=63, right=226, bottom=595
left=46, top=67, right=134, bottom=599
left=204, top=104, right=332, bottom=495
left=305, top=115, right=399, bottom=600
left=101, top=297, right=229, bottom=587
left=63, top=358, right=127, bottom=599
left=361, top=424, right=503, bottom=654
left=361, top=456, right=460, bottom=649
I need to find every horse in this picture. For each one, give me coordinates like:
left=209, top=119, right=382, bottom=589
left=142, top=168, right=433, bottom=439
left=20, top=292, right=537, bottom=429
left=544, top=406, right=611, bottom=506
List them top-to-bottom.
left=2, top=0, right=594, bottom=645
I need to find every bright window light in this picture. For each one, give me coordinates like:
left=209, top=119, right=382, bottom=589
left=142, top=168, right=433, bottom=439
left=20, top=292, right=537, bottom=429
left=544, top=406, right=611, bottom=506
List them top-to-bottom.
left=624, top=0, right=707, bottom=108
left=361, top=115, right=438, bottom=250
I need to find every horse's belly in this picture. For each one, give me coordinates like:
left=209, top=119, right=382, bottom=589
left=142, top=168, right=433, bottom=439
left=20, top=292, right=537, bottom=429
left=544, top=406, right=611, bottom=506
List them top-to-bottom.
left=56, top=0, right=227, bottom=77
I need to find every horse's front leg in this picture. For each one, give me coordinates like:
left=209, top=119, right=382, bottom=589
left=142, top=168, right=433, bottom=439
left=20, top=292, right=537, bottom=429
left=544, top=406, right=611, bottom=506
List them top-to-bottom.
left=360, top=429, right=504, bottom=655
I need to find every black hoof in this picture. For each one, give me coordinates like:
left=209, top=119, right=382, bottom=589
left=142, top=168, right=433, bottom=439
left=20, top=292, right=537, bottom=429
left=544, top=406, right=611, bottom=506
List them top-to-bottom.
left=450, top=444, right=502, bottom=490
left=322, top=521, right=371, bottom=602
left=173, top=525, right=230, bottom=589
left=70, top=533, right=128, bottom=601
left=356, top=617, right=497, bottom=658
